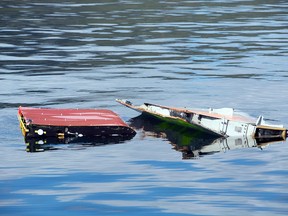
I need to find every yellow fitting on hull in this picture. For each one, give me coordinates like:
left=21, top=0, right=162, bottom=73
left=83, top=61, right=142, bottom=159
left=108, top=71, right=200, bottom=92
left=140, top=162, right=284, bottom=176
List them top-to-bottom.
left=18, top=113, right=29, bottom=137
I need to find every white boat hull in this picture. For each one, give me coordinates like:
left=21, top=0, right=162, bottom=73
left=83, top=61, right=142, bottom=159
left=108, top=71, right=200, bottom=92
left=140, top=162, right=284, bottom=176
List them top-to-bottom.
left=116, top=99, right=287, bottom=139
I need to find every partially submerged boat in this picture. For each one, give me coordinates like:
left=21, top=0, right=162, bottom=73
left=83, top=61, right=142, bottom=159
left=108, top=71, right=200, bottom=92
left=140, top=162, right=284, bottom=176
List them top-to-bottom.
left=116, top=99, right=287, bottom=140
left=18, top=106, right=136, bottom=139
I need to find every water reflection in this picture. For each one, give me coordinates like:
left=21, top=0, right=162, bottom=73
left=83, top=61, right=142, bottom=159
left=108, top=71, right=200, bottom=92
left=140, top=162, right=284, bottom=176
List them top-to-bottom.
left=129, top=114, right=285, bottom=159
left=24, top=134, right=135, bottom=152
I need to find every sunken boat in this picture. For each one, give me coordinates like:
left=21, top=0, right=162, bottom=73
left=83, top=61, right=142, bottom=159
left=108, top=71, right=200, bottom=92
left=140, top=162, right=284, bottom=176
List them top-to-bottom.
left=116, top=99, right=287, bottom=140
left=18, top=106, right=136, bottom=140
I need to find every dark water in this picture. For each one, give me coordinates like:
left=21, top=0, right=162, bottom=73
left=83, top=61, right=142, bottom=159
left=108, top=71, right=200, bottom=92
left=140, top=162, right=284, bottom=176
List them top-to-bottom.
left=1, top=0, right=288, bottom=215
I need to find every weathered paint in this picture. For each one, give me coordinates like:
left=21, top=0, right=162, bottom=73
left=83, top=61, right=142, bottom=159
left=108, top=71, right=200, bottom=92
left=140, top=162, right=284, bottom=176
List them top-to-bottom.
left=19, top=107, right=128, bottom=127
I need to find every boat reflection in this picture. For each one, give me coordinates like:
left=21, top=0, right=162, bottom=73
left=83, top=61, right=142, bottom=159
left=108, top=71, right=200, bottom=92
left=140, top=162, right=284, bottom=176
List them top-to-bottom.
left=129, top=114, right=286, bottom=159
left=24, top=134, right=135, bottom=152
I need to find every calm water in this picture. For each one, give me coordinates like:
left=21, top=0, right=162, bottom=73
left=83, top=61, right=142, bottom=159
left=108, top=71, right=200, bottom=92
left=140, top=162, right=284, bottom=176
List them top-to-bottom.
left=1, top=0, right=288, bottom=215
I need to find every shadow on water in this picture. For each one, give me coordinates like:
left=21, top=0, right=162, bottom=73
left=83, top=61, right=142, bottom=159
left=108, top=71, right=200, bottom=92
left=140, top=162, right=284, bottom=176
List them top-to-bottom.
left=129, top=114, right=286, bottom=159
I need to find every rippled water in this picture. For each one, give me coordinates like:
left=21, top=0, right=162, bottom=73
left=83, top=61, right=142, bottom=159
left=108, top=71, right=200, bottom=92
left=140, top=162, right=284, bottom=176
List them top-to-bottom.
left=1, top=0, right=288, bottom=215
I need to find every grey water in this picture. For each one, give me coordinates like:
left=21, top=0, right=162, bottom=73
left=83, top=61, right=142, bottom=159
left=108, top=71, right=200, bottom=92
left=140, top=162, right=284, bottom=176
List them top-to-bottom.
left=1, top=0, right=288, bottom=215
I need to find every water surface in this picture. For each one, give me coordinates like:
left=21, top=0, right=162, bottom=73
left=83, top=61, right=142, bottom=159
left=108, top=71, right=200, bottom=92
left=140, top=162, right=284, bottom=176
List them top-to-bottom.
left=1, top=0, right=288, bottom=215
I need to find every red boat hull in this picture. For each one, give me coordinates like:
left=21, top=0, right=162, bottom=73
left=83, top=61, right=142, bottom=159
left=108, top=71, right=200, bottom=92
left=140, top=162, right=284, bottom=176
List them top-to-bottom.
left=18, top=107, right=136, bottom=138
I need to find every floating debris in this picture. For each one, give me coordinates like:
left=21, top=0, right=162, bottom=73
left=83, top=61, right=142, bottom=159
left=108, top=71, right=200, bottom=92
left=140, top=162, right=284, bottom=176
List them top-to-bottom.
left=117, top=99, right=287, bottom=140
left=18, top=107, right=136, bottom=142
